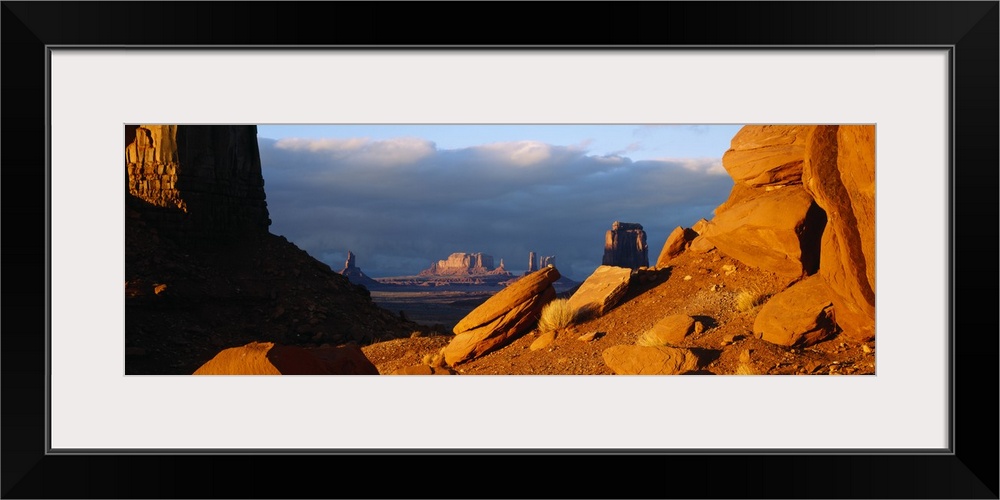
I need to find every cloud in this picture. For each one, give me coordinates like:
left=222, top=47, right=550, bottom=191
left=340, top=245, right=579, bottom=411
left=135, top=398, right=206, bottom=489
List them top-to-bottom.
left=258, top=136, right=733, bottom=279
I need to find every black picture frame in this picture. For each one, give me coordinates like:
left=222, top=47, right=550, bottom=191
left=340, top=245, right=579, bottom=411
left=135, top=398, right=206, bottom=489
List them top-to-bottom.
left=3, top=2, right=997, bottom=498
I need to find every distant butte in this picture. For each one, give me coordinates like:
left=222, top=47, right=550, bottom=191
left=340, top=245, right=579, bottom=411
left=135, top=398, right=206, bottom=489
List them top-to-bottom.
left=602, top=221, right=649, bottom=269
left=340, top=251, right=382, bottom=288
left=419, top=252, right=512, bottom=277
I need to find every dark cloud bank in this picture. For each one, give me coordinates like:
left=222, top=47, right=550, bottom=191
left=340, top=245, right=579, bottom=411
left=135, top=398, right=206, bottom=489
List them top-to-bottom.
left=259, top=137, right=734, bottom=281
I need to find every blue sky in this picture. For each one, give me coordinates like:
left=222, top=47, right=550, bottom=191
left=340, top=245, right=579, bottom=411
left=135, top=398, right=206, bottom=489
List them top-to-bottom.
left=256, top=124, right=743, bottom=279
left=258, top=124, right=741, bottom=163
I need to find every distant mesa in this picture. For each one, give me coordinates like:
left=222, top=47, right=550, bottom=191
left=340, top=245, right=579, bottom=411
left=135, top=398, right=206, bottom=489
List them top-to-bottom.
left=602, top=221, right=649, bottom=269
left=340, top=251, right=382, bottom=288
left=419, top=252, right=512, bottom=277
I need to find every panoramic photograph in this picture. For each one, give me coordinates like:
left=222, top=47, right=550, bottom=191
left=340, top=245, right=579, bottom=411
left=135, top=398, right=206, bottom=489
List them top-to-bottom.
left=124, top=124, right=875, bottom=375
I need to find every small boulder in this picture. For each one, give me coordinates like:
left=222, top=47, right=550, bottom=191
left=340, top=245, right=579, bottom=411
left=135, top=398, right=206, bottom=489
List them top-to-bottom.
left=753, top=275, right=838, bottom=347
left=636, top=315, right=699, bottom=346
left=530, top=330, right=558, bottom=351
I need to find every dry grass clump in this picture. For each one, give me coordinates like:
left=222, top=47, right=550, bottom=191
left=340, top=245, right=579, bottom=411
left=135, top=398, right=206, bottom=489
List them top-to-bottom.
left=735, top=286, right=766, bottom=313
left=537, top=298, right=575, bottom=333
left=635, top=330, right=668, bottom=347
left=735, top=349, right=758, bottom=375
left=421, top=350, right=447, bottom=368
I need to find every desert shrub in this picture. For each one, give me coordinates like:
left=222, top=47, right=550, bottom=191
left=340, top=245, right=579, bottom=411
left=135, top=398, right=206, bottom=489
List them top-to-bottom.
left=735, top=286, right=766, bottom=312
left=537, top=298, right=576, bottom=332
left=636, top=330, right=668, bottom=347
left=421, top=350, right=447, bottom=368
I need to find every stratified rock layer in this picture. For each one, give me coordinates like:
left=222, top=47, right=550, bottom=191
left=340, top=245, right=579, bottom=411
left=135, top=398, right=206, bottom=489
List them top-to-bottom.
left=126, top=125, right=270, bottom=241
left=721, top=125, right=812, bottom=187
left=419, top=252, right=509, bottom=276
left=443, top=267, right=560, bottom=365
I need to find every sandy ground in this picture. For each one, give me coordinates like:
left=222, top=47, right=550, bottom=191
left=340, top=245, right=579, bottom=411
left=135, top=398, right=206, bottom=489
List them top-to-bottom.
left=362, top=249, right=876, bottom=376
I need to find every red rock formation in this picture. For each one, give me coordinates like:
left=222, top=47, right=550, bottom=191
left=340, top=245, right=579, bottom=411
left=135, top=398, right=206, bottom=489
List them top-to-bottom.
left=661, top=124, right=875, bottom=344
left=721, top=125, right=812, bottom=187
left=802, top=125, right=876, bottom=341
left=701, top=185, right=825, bottom=277
left=656, top=226, right=698, bottom=266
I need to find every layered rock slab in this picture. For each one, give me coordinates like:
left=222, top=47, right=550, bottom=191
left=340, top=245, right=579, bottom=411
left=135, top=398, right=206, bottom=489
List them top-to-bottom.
left=721, top=125, right=812, bottom=187
left=566, top=265, right=633, bottom=320
left=442, top=267, right=560, bottom=365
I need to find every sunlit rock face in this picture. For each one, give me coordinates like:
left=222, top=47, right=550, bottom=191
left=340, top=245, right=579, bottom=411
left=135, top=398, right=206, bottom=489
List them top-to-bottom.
left=665, top=124, right=875, bottom=344
left=126, top=125, right=270, bottom=241
left=801, top=125, right=876, bottom=341
left=602, top=221, right=649, bottom=269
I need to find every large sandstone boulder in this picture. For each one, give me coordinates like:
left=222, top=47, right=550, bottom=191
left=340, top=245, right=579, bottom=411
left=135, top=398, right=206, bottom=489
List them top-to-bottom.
left=721, top=125, right=813, bottom=187
left=802, top=125, right=876, bottom=341
left=702, top=185, right=826, bottom=277
left=602, top=221, right=649, bottom=269
left=656, top=226, right=698, bottom=266
left=566, top=265, right=632, bottom=320
left=442, top=267, right=560, bottom=365
left=753, top=275, right=838, bottom=347
left=193, top=342, right=379, bottom=375
left=602, top=345, right=701, bottom=375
